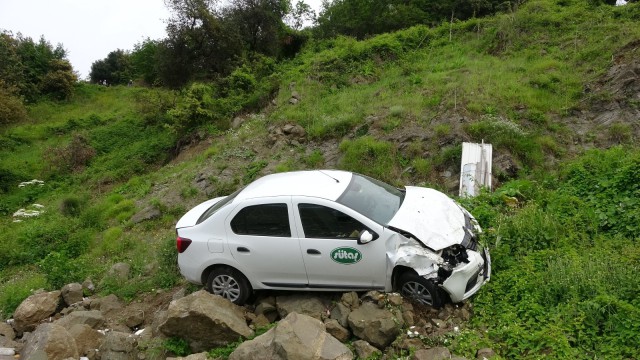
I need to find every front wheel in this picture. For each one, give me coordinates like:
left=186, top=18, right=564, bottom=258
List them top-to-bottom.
left=206, top=267, right=252, bottom=305
left=397, top=272, right=443, bottom=308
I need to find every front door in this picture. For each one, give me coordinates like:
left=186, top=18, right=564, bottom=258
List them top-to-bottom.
left=292, top=198, right=386, bottom=290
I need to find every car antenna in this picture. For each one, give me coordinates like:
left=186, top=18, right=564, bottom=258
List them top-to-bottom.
left=318, top=170, right=339, bottom=183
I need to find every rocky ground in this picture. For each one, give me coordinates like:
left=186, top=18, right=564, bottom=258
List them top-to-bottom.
left=0, top=263, right=496, bottom=360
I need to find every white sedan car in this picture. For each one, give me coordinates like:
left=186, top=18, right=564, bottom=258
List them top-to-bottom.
left=175, top=170, right=490, bottom=306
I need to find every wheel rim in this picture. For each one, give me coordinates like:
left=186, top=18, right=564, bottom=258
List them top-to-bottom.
left=211, top=274, right=241, bottom=302
left=401, top=281, right=433, bottom=306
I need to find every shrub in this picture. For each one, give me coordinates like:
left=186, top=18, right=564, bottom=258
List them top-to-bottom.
left=0, top=86, right=28, bottom=125
left=44, top=133, right=96, bottom=173
left=60, top=195, right=85, bottom=217
left=39, top=251, right=88, bottom=289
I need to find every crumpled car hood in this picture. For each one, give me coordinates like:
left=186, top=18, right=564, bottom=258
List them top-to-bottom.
left=387, top=186, right=474, bottom=251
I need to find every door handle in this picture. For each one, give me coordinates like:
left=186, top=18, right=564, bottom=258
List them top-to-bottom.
left=237, top=247, right=250, bottom=253
left=307, top=249, right=321, bottom=255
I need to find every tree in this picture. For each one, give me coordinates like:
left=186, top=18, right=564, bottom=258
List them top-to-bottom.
left=157, top=0, right=243, bottom=87
left=223, top=0, right=291, bottom=56
left=0, top=31, right=76, bottom=102
left=131, top=39, right=160, bottom=85
left=89, top=49, right=133, bottom=85
left=40, top=59, right=77, bottom=100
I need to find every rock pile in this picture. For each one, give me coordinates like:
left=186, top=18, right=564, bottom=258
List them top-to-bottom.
left=1, top=284, right=495, bottom=360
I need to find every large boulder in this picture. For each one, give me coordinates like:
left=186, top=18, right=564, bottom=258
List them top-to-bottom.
left=61, top=283, right=84, bottom=306
left=159, top=290, right=253, bottom=352
left=12, top=291, right=61, bottom=333
left=89, top=294, right=123, bottom=315
left=276, top=295, right=328, bottom=320
left=347, top=302, right=403, bottom=349
left=54, top=310, right=104, bottom=330
left=229, top=312, right=353, bottom=360
left=20, top=323, right=79, bottom=360
left=67, top=324, right=104, bottom=359
left=98, top=331, right=137, bottom=360
left=352, top=340, right=381, bottom=359
left=413, top=347, right=451, bottom=360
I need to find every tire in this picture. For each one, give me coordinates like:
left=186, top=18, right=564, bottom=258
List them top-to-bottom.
left=206, top=267, right=252, bottom=305
left=397, top=271, right=444, bottom=308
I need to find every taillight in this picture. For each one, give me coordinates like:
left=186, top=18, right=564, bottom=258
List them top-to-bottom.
left=176, top=237, right=192, bottom=253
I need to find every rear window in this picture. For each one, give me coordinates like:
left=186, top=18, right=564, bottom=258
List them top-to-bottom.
left=196, top=187, right=243, bottom=224
left=230, top=203, right=291, bottom=237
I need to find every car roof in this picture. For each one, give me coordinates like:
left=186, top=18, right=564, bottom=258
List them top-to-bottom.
left=235, top=170, right=353, bottom=201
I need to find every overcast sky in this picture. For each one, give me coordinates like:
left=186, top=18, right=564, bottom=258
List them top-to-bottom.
left=0, top=0, right=323, bottom=80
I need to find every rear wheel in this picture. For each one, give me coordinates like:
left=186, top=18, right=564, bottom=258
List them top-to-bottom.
left=206, top=267, right=252, bottom=305
left=397, top=272, right=443, bottom=308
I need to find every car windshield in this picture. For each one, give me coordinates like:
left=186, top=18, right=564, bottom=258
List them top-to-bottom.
left=336, top=174, right=404, bottom=225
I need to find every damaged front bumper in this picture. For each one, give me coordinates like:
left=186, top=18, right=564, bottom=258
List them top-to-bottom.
left=440, top=247, right=491, bottom=303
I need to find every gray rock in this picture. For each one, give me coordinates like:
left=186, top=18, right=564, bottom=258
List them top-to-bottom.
left=131, top=206, right=161, bottom=224
left=108, top=263, right=131, bottom=280
left=82, top=279, right=95, bottom=294
left=61, top=283, right=84, bottom=306
left=159, top=290, right=253, bottom=352
left=12, top=291, right=61, bottom=333
left=341, top=292, right=359, bottom=309
left=387, top=293, right=403, bottom=306
left=90, top=294, right=123, bottom=315
left=276, top=295, right=327, bottom=320
left=255, top=296, right=278, bottom=323
left=330, top=302, right=350, bottom=328
left=347, top=302, right=403, bottom=349
left=124, top=309, right=145, bottom=329
left=55, top=310, right=104, bottom=330
left=229, top=312, right=353, bottom=360
left=430, top=318, right=446, bottom=329
left=325, top=319, right=350, bottom=343
left=0, top=323, right=14, bottom=341
left=21, top=323, right=79, bottom=360
left=67, top=324, right=104, bottom=358
left=99, top=331, right=137, bottom=360
left=352, top=340, right=381, bottom=359
left=413, top=347, right=451, bottom=360
left=476, top=348, right=497, bottom=359
left=167, top=353, right=210, bottom=360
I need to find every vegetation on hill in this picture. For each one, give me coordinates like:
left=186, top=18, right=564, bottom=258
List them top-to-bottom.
left=1, top=0, right=639, bottom=358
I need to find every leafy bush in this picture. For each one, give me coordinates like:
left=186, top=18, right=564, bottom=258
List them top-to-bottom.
left=0, top=86, right=28, bottom=125
left=44, top=133, right=96, bottom=174
left=60, top=195, right=85, bottom=217
left=39, top=251, right=88, bottom=289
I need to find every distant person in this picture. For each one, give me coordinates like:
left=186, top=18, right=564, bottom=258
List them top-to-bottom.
left=128, top=79, right=133, bottom=87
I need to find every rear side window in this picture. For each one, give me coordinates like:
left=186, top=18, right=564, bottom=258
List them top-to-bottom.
left=197, top=187, right=243, bottom=224
left=231, top=203, right=291, bottom=237
left=298, top=203, right=365, bottom=239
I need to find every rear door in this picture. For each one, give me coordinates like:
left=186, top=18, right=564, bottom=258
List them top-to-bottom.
left=226, top=196, right=308, bottom=288
left=292, top=197, right=387, bottom=290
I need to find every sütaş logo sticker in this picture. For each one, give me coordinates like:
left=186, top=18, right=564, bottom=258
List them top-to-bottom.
left=330, top=247, right=362, bottom=264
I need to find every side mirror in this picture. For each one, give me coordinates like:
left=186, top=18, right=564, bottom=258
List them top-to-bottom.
left=358, top=230, right=375, bottom=245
